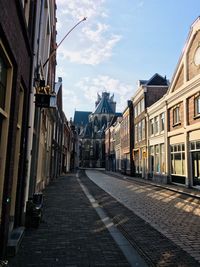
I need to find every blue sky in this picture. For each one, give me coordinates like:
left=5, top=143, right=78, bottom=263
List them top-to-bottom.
left=56, top=0, right=200, bottom=120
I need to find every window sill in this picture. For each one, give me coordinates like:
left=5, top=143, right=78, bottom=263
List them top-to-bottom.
left=193, top=114, right=200, bottom=120
left=172, top=122, right=181, bottom=127
left=171, top=174, right=185, bottom=177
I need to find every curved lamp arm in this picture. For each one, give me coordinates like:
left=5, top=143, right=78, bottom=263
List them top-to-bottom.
left=43, top=17, right=87, bottom=68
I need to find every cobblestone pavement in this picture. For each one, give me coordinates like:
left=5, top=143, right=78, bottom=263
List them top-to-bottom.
left=85, top=169, right=200, bottom=265
left=9, top=175, right=130, bottom=267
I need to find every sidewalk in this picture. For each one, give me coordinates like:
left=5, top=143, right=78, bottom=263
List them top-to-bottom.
left=104, top=170, right=200, bottom=199
left=9, top=174, right=130, bottom=267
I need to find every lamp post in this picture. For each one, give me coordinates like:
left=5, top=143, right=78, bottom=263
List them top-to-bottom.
left=35, top=17, right=87, bottom=108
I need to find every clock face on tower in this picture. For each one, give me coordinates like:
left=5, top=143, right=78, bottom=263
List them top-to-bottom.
left=194, top=46, right=200, bottom=66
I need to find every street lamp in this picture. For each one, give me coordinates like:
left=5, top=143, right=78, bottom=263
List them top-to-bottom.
left=35, top=17, right=87, bottom=108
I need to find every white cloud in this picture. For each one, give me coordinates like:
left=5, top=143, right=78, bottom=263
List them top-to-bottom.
left=56, top=0, right=121, bottom=65
left=57, top=0, right=106, bottom=20
left=58, top=33, right=121, bottom=65
left=75, top=75, right=134, bottom=111
left=62, top=88, right=82, bottom=118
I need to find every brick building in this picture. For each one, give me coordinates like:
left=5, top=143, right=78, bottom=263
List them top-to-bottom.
left=0, top=0, right=33, bottom=259
left=166, top=17, right=200, bottom=187
left=132, top=74, right=169, bottom=178
left=120, top=101, right=134, bottom=175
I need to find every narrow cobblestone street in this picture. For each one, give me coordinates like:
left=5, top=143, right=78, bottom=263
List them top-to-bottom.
left=9, top=170, right=200, bottom=267
left=85, top=170, right=200, bottom=265
left=9, top=174, right=130, bottom=267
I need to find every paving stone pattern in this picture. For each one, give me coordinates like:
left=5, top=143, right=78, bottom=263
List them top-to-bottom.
left=83, top=170, right=200, bottom=267
left=9, top=175, right=130, bottom=267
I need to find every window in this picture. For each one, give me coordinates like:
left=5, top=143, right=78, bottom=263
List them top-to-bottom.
left=0, top=43, right=13, bottom=219
left=0, top=56, right=7, bottom=109
left=194, top=95, right=200, bottom=117
left=141, top=98, right=145, bottom=112
left=138, top=102, right=141, bottom=115
left=134, top=105, right=138, bottom=118
left=173, top=106, right=180, bottom=125
left=160, top=113, right=165, bottom=131
left=154, top=116, right=159, bottom=134
left=142, top=119, right=145, bottom=140
left=150, top=119, right=154, bottom=135
left=138, top=121, right=141, bottom=141
left=135, top=124, right=138, bottom=143
left=190, top=140, right=200, bottom=151
left=171, top=143, right=185, bottom=175
left=160, top=144, right=165, bottom=173
left=155, top=145, right=160, bottom=172
left=150, top=146, right=154, bottom=174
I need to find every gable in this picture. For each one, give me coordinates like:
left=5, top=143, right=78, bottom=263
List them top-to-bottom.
left=169, top=17, right=200, bottom=94
left=187, top=30, right=200, bottom=81
left=173, top=64, right=184, bottom=92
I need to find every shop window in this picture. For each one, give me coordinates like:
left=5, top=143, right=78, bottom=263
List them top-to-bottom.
left=194, top=95, right=200, bottom=117
left=190, top=140, right=200, bottom=151
left=191, top=141, right=196, bottom=150
left=197, top=141, right=200, bottom=150
left=171, top=143, right=185, bottom=175
left=160, top=144, right=165, bottom=173
left=155, top=145, right=160, bottom=172
left=149, top=146, right=154, bottom=176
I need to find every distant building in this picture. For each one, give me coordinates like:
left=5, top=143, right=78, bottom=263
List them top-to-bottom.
left=132, top=73, right=169, bottom=178
left=74, top=92, right=121, bottom=168
left=121, top=100, right=134, bottom=175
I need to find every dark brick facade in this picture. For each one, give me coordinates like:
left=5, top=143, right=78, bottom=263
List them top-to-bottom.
left=0, top=0, right=32, bottom=259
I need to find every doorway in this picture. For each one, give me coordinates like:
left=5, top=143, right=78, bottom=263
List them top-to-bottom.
left=192, top=151, right=200, bottom=186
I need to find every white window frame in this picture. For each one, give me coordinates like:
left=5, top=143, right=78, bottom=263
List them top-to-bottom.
left=173, top=106, right=180, bottom=125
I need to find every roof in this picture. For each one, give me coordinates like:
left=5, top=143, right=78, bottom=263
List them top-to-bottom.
left=139, top=73, right=169, bottom=87
left=146, top=73, right=169, bottom=86
left=138, top=80, right=148, bottom=86
left=93, top=93, right=114, bottom=114
left=73, top=111, right=91, bottom=126
left=107, top=114, right=122, bottom=128
left=81, top=123, right=92, bottom=138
